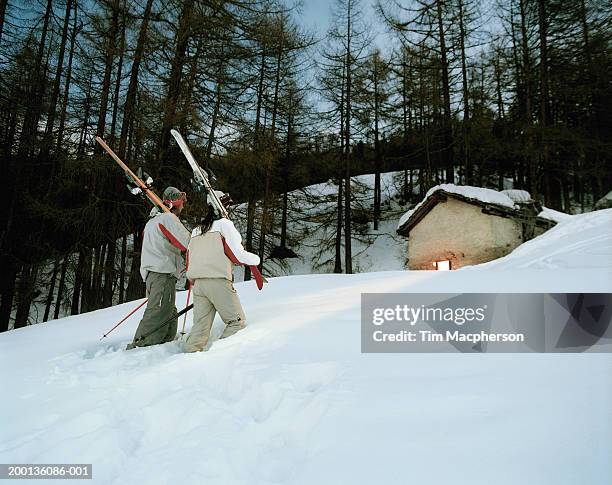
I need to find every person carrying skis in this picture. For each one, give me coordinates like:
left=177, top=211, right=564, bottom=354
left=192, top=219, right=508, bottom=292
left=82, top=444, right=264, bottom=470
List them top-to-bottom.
left=127, top=186, right=191, bottom=349
left=184, top=191, right=259, bottom=353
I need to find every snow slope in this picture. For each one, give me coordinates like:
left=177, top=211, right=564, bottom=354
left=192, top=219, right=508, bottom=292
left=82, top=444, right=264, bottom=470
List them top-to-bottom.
left=467, top=208, right=612, bottom=270
left=1, top=209, right=612, bottom=484
left=1, top=271, right=611, bottom=485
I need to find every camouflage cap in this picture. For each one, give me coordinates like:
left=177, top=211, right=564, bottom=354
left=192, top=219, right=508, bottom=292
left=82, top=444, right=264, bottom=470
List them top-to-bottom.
left=163, top=186, right=186, bottom=208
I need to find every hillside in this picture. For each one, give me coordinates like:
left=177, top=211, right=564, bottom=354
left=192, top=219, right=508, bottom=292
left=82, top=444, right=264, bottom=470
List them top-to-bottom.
left=233, top=171, right=409, bottom=278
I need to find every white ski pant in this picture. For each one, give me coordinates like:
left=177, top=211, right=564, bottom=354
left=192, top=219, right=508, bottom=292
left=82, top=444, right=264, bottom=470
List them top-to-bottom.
left=184, top=278, right=246, bottom=353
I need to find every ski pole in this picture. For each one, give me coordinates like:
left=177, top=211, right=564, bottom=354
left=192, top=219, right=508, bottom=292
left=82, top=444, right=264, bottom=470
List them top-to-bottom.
left=181, top=284, right=192, bottom=336
left=100, top=299, right=148, bottom=340
left=132, top=303, right=194, bottom=346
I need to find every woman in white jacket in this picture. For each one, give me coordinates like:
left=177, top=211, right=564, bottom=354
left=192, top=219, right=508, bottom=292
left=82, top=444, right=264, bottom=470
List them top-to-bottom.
left=184, top=192, right=260, bottom=353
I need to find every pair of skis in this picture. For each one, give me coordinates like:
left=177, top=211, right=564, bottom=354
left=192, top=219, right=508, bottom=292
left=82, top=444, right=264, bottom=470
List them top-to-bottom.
left=170, top=130, right=229, bottom=220
left=95, top=131, right=266, bottom=291
left=96, top=137, right=169, bottom=213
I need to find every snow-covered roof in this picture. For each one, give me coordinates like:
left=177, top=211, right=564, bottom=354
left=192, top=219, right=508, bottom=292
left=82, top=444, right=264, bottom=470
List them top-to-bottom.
left=397, top=184, right=518, bottom=231
left=501, top=189, right=532, bottom=203
left=594, top=190, right=612, bottom=210
left=537, top=207, right=573, bottom=223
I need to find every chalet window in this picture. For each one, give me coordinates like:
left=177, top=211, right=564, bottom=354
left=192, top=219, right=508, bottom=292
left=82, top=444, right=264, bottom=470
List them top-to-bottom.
left=433, top=260, right=452, bottom=271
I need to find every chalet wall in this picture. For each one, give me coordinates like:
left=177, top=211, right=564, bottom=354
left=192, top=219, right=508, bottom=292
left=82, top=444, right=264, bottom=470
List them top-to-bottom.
left=407, top=198, right=523, bottom=270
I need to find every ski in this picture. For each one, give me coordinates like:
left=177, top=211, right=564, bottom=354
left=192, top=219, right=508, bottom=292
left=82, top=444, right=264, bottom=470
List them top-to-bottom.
left=170, top=129, right=267, bottom=290
left=170, top=129, right=229, bottom=219
left=95, top=136, right=169, bottom=214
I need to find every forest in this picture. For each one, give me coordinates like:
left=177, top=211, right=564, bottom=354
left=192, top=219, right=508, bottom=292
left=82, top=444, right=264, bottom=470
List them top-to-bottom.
left=0, top=0, right=610, bottom=330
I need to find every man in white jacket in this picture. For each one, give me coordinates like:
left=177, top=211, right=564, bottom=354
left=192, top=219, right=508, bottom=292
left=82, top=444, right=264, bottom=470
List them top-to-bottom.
left=127, top=186, right=191, bottom=349
left=184, top=191, right=259, bottom=353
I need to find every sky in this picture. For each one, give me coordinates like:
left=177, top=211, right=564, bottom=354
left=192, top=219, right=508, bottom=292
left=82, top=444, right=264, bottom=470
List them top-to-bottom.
left=298, top=0, right=384, bottom=43
left=298, top=0, right=502, bottom=54
left=300, top=0, right=337, bottom=35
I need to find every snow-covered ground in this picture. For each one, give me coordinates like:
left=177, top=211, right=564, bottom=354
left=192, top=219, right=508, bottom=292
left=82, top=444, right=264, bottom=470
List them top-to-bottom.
left=1, top=204, right=611, bottom=484
left=469, top=208, right=612, bottom=270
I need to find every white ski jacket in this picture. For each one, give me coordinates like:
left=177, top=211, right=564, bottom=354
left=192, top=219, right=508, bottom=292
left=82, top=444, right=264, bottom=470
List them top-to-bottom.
left=140, top=211, right=191, bottom=282
left=187, top=218, right=260, bottom=281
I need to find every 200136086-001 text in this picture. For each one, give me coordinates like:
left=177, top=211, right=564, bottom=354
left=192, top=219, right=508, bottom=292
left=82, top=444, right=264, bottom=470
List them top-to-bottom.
left=0, top=464, right=92, bottom=480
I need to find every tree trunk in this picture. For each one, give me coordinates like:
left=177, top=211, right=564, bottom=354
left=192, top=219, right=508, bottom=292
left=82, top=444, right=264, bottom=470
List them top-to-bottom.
left=0, top=0, right=8, bottom=44
left=42, top=0, right=72, bottom=193
left=43, top=0, right=73, bottom=159
left=96, top=0, right=120, bottom=145
left=118, top=0, right=154, bottom=160
left=158, top=0, right=194, bottom=172
left=435, top=0, right=454, bottom=183
left=457, top=0, right=471, bottom=184
left=519, top=0, right=537, bottom=198
left=538, top=0, right=559, bottom=209
left=579, top=0, right=592, bottom=74
left=56, top=1, right=78, bottom=153
left=344, top=1, right=353, bottom=274
left=110, top=2, right=126, bottom=144
left=509, top=4, right=523, bottom=118
left=258, top=28, right=284, bottom=270
left=180, top=38, right=203, bottom=135
left=245, top=47, right=267, bottom=281
left=401, top=50, right=410, bottom=202
left=493, top=50, right=505, bottom=118
left=373, top=54, right=382, bottom=231
left=335, top=61, right=346, bottom=274
left=77, top=73, right=93, bottom=157
left=206, top=78, right=223, bottom=164
left=280, top=92, right=294, bottom=252
left=257, top=159, right=272, bottom=272
left=409, top=169, right=413, bottom=198
left=335, top=173, right=343, bottom=274
left=562, top=178, right=571, bottom=213
left=280, top=191, right=289, bottom=249
left=244, top=202, right=256, bottom=281
left=126, top=231, right=145, bottom=301
left=119, top=234, right=127, bottom=303
left=104, top=240, right=116, bottom=307
left=93, top=244, right=106, bottom=309
left=80, top=248, right=93, bottom=313
left=71, top=249, right=85, bottom=315
left=0, top=254, right=17, bottom=331
left=54, top=255, right=69, bottom=320
left=43, top=258, right=60, bottom=322
left=14, top=264, right=39, bottom=328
